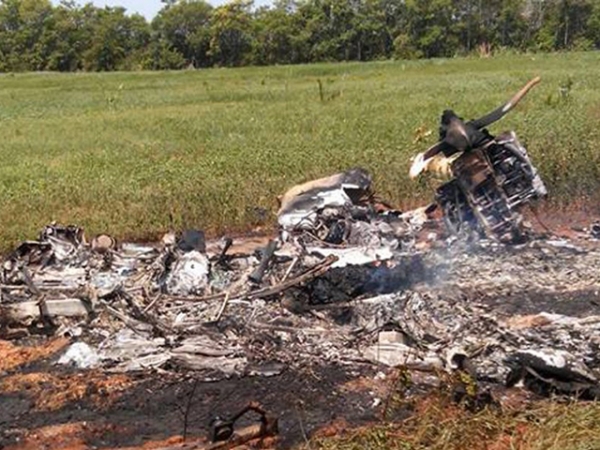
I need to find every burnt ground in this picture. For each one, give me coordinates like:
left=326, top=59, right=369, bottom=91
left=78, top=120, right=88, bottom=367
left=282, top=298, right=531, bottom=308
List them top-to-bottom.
left=2, top=210, right=600, bottom=450
left=477, top=287, right=600, bottom=318
left=0, top=340, right=380, bottom=450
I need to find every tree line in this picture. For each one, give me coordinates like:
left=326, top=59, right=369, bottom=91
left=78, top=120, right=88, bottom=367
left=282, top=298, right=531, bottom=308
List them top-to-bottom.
left=1, top=0, right=599, bottom=72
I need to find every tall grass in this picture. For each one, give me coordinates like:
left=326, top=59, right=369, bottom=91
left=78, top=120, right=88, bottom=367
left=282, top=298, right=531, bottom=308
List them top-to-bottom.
left=1, top=52, right=599, bottom=251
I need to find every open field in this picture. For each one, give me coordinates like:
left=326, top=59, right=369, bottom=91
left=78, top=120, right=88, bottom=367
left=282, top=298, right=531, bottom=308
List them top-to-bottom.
left=1, top=52, right=600, bottom=251
left=2, top=53, right=600, bottom=449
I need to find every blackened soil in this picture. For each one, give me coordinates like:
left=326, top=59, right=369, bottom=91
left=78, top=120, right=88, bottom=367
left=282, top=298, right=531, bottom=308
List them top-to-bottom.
left=477, top=287, right=600, bottom=318
left=0, top=360, right=378, bottom=449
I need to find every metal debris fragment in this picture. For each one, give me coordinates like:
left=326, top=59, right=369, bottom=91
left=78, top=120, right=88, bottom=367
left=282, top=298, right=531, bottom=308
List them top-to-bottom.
left=411, top=77, right=547, bottom=241
left=209, top=402, right=278, bottom=444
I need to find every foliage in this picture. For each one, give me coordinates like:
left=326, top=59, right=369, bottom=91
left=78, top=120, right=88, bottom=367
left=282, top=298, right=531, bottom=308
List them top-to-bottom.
left=2, top=0, right=600, bottom=71
left=151, top=0, right=213, bottom=68
left=207, top=0, right=255, bottom=67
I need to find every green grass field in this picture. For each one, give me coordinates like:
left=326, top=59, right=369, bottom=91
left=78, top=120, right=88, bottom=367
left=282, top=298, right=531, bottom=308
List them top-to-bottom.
left=1, top=52, right=600, bottom=251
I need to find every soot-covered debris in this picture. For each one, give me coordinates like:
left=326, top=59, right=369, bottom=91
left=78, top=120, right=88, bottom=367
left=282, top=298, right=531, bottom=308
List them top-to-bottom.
left=2, top=76, right=599, bottom=411
left=411, top=76, right=547, bottom=242
left=2, top=206, right=600, bottom=403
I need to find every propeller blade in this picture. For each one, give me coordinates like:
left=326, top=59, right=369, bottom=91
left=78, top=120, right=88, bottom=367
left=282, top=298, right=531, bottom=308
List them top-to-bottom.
left=470, top=76, right=541, bottom=129
left=409, top=152, right=427, bottom=179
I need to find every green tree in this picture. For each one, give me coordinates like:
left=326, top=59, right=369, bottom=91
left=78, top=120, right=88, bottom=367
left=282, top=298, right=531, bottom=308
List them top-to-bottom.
left=0, top=0, right=54, bottom=71
left=0, top=0, right=599, bottom=72
left=152, top=0, right=213, bottom=67
left=208, top=0, right=255, bottom=67
left=253, top=0, right=308, bottom=65
left=294, top=0, right=361, bottom=61
left=352, top=0, right=389, bottom=60
left=394, top=0, right=460, bottom=59
left=453, top=0, right=528, bottom=53
left=495, top=0, right=528, bottom=49
left=532, top=0, right=594, bottom=50
left=586, top=0, right=600, bottom=47
left=43, top=2, right=90, bottom=71
left=81, top=6, right=150, bottom=71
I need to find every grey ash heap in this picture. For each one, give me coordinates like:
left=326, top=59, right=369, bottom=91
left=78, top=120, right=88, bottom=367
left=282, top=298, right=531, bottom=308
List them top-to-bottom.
left=1, top=77, right=599, bottom=405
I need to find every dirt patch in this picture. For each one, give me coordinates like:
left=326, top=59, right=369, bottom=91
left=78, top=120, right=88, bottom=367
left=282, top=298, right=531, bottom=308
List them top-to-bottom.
left=526, top=203, right=600, bottom=236
left=478, top=287, right=600, bottom=318
left=502, top=314, right=554, bottom=330
left=0, top=338, right=69, bottom=373
left=0, top=372, right=132, bottom=412
left=2, top=422, right=126, bottom=450
left=3, top=424, right=201, bottom=450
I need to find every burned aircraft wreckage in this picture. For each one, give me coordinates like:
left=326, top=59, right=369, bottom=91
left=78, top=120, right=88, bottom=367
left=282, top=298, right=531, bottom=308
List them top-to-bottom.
left=1, top=75, right=599, bottom=435
left=411, top=76, right=547, bottom=241
left=278, top=77, right=548, bottom=245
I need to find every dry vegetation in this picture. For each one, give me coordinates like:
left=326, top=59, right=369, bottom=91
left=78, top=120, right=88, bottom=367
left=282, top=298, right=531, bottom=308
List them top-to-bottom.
left=0, top=52, right=600, bottom=252
left=304, top=365, right=600, bottom=450
left=307, top=399, right=600, bottom=450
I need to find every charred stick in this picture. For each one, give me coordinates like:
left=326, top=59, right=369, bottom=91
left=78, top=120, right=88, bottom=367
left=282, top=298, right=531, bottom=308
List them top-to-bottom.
left=215, top=237, right=233, bottom=268
left=246, top=255, right=337, bottom=300
left=121, top=291, right=172, bottom=336
left=169, top=292, right=229, bottom=303
left=212, top=292, right=230, bottom=324
left=142, top=293, right=164, bottom=313
left=100, top=301, right=170, bottom=336
left=102, top=303, right=146, bottom=334
left=252, top=322, right=330, bottom=334
left=182, top=378, right=199, bottom=442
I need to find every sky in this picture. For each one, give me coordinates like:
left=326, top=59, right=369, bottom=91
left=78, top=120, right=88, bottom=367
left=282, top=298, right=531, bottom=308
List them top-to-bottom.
left=55, top=0, right=272, bottom=20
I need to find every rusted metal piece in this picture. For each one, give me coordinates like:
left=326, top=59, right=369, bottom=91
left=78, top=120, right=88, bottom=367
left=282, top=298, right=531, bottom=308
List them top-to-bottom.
left=410, top=78, right=547, bottom=241
left=209, top=401, right=278, bottom=444
left=145, top=402, right=280, bottom=450
left=156, top=415, right=278, bottom=450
